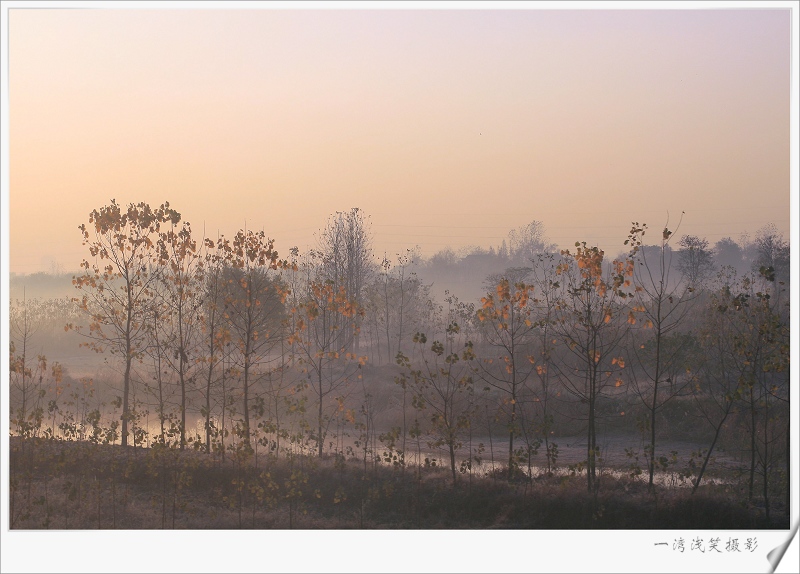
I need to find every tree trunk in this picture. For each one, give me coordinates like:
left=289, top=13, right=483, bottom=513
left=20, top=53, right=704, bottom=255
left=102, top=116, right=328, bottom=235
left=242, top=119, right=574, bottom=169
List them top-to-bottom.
left=179, top=306, right=187, bottom=450
left=648, top=327, right=662, bottom=489
left=122, top=353, right=132, bottom=447
left=243, top=353, right=251, bottom=450
left=180, top=367, right=186, bottom=450
left=318, top=367, right=324, bottom=458
left=205, top=371, right=212, bottom=452
left=508, top=382, right=517, bottom=481
left=748, top=385, right=756, bottom=501
left=786, top=385, right=791, bottom=521
left=762, top=395, right=770, bottom=525
left=692, top=399, right=734, bottom=494
left=587, top=405, right=593, bottom=492
left=449, top=438, right=457, bottom=486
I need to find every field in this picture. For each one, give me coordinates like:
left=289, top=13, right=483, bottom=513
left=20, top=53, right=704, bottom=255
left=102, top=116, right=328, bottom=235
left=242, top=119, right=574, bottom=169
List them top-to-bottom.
left=8, top=436, right=786, bottom=530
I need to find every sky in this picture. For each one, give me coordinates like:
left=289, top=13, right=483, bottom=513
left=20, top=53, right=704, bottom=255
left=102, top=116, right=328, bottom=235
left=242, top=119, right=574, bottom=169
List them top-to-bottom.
left=1, top=2, right=799, bottom=573
left=3, top=2, right=795, bottom=276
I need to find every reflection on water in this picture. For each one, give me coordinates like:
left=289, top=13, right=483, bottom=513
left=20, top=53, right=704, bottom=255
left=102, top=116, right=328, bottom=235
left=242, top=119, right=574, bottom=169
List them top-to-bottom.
left=50, top=414, right=735, bottom=488
left=320, top=432, right=736, bottom=488
left=372, top=447, right=731, bottom=488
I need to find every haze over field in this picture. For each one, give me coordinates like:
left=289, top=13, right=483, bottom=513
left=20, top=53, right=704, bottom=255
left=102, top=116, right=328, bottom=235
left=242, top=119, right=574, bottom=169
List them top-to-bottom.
left=2, top=3, right=798, bottom=574
left=5, top=5, right=792, bottom=276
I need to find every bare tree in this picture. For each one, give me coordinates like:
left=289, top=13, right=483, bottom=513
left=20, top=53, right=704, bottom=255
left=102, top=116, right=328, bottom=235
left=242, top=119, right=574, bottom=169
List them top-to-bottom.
left=316, top=208, right=375, bottom=352
left=506, top=220, right=556, bottom=265
left=627, top=221, right=700, bottom=489
left=752, top=223, right=790, bottom=285
left=677, top=234, right=715, bottom=287
left=197, top=240, right=231, bottom=453
left=368, top=249, right=432, bottom=365
left=528, top=254, right=564, bottom=474
left=692, top=265, right=789, bottom=517
left=10, top=296, right=64, bottom=438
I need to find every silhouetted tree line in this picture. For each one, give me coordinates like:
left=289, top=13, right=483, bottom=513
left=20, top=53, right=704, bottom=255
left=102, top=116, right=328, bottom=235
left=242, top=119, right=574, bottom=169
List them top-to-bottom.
left=8, top=201, right=790, bottom=523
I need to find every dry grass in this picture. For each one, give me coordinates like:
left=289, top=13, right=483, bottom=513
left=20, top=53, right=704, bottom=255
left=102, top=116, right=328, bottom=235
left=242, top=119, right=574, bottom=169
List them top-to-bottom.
left=8, top=436, right=786, bottom=530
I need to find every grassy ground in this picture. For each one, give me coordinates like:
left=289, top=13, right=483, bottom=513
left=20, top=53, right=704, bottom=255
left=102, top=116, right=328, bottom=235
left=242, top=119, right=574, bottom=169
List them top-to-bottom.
left=8, top=436, right=787, bottom=530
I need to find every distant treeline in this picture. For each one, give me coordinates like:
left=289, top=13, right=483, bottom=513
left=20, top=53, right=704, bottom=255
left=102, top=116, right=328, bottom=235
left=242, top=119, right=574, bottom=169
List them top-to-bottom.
left=9, top=201, right=790, bottom=527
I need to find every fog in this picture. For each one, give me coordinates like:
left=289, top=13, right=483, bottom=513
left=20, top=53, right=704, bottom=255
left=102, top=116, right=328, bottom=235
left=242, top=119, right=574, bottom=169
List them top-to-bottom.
left=3, top=6, right=795, bottom=574
left=9, top=208, right=790, bottom=480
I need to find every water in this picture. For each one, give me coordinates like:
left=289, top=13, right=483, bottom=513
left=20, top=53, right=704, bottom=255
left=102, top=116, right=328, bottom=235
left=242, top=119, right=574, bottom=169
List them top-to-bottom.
left=35, top=413, right=737, bottom=488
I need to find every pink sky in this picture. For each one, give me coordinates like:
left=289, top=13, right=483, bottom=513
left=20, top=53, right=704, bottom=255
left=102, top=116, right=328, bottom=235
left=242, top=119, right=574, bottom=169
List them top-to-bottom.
left=1, top=3, right=798, bottom=573
left=6, top=6, right=793, bottom=274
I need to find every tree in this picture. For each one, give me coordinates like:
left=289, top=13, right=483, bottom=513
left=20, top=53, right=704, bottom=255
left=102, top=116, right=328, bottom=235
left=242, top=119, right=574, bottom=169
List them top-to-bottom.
left=72, top=200, right=180, bottom=447
left=316, top=208, right=375, bottom=353
left=155, top=217, right=205, bottom=449
left=506, top=220, right=556, bottom=265
left=627, top=221, right=700, bottom=489
left=752, top=223, right=790, bottom=286
left=217, top=230, right=289, bottom=451
left=677, top=234, right=715, bottom=287
left=714, top=235, right=759, bottom=276
left=714, top=237, right=745, bottom=271
left=197, top=239, right=231, bottom=453
left=550, top=242, right=633, bottom=493
left=427, top=247, right=458, bottom=268
left=368, top=249, right=432, bottom=365
left=528, top=254, right=564, bottom=474
left=692, top=265, right=789, bottom=515
left=719, top=268, right=789, bottom=522
left=476, top=270, right=537, bottom=480
left=691, top=272, right=746, bottom=494
left=290, top=279, right=365, bottom=457
left=142, top=294, right=175, bottom=446
left=396, top=295, right=477, bottom=486
left=9, top=296, right=64, bottom=438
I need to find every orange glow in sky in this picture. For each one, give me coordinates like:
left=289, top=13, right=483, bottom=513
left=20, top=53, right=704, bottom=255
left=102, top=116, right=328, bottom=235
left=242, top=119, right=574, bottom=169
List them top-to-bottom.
left=6, top=6, right=793, bottom=274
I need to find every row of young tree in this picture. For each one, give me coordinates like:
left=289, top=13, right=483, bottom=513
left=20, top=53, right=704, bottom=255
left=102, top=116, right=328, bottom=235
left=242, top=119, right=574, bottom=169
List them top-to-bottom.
left=9, top=201, right=791, bottom=522
left=417, top=220, right=790, bottom=305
